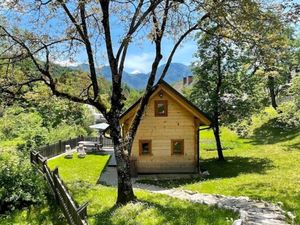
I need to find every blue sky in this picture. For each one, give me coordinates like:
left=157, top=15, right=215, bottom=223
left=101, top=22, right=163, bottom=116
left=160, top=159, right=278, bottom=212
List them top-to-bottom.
left=1, top=0, right=299, bottom=74
left=0, top=1, right=199, bottom=74
left=123, top=39, right=197, bottom=74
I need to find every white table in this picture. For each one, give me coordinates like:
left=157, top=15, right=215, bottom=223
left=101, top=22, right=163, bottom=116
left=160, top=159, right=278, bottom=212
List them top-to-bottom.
left=78, top=141, right=99, bottom=151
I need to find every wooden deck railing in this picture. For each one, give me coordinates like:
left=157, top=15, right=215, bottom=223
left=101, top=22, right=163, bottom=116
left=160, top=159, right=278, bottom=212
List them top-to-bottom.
left=38, top=136, right=113, bottom=159
left=30, top=151, right=89, bottom=225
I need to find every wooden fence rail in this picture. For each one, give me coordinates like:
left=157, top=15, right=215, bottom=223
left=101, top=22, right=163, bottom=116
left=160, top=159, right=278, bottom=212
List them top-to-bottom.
left=30, top=151, right=89, bottom=225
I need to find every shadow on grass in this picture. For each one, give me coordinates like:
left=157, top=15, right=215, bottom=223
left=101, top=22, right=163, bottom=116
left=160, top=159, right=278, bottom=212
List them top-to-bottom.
left=247, top=119, right=300, bottom=145
left=282, top=142, right=300, bottom=151
left=138, top=156, right=273, bottom=189
left=201, top=156, right=274, bottom=179
left=41, top=194, right=67, bottom=225
left=92, top=198, right=236, bottom=225
left=92, top=204, right=119, bottom=225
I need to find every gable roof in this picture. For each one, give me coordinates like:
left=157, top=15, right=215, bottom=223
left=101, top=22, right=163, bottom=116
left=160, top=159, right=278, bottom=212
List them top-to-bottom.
left=120, top=80, right=212, bottom=126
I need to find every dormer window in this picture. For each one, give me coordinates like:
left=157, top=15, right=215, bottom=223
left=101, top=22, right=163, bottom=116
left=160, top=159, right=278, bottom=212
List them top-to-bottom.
left=155, top=100, right=168, bottom=117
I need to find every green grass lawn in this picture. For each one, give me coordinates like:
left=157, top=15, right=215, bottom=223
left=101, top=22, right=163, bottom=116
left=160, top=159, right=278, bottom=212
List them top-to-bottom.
left=4, top=107, right=299, bottom=224
left=142, top=126, right=300, bottom=225
left=195, top=127, right=300, bottom=225
left=1, top=152, right=236, bottom=225
left=45, top=152, right=237, bottom=225
left=47, top=153, right=110, bottom=184
left=0, top=201, right=65, bottom=225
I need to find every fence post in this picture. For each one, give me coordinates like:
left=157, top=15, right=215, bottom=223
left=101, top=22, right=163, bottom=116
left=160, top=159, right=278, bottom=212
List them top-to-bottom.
left=59, top=140, right=63, bottom=153
left=30, top=151, right=33, bottom=164
left=52, top=167, right=59, bottom=187
left=53, top=167, right=59, bottom=176
left=77, top=202, right=89, bottom=220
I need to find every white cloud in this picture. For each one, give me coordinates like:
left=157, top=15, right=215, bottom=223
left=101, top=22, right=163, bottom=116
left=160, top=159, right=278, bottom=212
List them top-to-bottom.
left=125, top=53, right=153, bottom=74
left=52, top=59, right=80, bottom=67
left=131, top=70, right=142, bottom=74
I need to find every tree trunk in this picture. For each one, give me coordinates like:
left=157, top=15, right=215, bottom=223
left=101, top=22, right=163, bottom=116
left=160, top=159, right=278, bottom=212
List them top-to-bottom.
left=213, top=39, right=225, bottom=161
left=268, top=76, right=278, bottom=110
left=109, top=115, right=136, bottom=204
left=213, top=118, right=225, bottom=161
left=115, top=142, right=136, bottom=204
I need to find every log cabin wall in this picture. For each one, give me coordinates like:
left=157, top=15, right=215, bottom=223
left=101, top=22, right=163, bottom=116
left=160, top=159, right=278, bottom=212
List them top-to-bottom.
left=123, top=87, right=198, bottom=173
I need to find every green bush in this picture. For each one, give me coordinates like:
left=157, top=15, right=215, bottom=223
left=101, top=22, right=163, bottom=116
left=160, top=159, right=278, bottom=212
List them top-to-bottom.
left=275, top=102, right=300, bottom=129
left=233, top=104, right=300, bottom=138
left=0, top=108, right=48, bottom=152
left=47, top=123, right=88, bottom=144
left=0, top=148, right=46, bottom=213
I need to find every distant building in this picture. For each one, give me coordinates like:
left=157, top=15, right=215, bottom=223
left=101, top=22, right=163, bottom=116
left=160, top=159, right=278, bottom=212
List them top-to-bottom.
left=183, top=75, right=193, bottom=86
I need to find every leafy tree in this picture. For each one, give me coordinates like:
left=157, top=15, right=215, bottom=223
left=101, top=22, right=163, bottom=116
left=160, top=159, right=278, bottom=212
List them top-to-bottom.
left=0, top=0, right=298, bottom=203
left=189, top=26, right=267, bottom=160
left=249, top=27, right=299, bottom=110
left=290, top=75, right=300, bottom=109
left=123, top=87, right=143, bottom=111
left=0, top=107, right=48, bottom=150
left=0, top=148, right=46, bottom=213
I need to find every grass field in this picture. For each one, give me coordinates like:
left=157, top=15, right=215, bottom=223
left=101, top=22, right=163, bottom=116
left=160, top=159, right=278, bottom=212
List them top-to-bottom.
left=2, top=108, right=299, bottom=224
left=142, top=126, right=300, bottom=225
left=196, top=127, right=300, bottom=225
left=46, top=153, right=237, bottom=225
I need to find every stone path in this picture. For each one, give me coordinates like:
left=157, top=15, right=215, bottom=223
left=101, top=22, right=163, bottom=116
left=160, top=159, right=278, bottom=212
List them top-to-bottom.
left=99, top=147, right=116, bottom=166
left=99, top=167, right=294, bottom=225
left=99, top=167, right=118, bottom=186
left=150, top=189, right=289, bottom=225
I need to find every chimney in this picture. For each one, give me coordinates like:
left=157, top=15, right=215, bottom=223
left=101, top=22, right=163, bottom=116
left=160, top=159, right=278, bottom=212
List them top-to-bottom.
left=187, top=76, right=193, bottom=85
left=183, top=77, right=187, bottom=85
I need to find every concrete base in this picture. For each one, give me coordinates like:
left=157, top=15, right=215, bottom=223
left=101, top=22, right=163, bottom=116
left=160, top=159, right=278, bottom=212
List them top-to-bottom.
left=136, top=173, right=200, bottom=181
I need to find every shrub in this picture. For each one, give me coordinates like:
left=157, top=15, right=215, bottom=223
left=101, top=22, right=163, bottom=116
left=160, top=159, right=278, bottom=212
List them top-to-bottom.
left=275, top=102, right=300, bottom=129
left=233, top=104, right=300, bottom=138
left=47, top=123, right=88, bottom=144
left=0, top=148, right=46, bottom=213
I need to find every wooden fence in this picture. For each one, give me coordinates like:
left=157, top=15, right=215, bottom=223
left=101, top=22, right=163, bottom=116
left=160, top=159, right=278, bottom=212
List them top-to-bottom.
left=38, top=136, right=113, bottom=159
left=83, top=136, right=113, bottom=147
left=30, top=151, right=89, bottom=225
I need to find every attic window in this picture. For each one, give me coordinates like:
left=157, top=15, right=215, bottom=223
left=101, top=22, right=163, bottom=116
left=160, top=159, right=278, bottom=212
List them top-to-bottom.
left=155, top=100, right=168, bottom=117
left=171, top=139, right=184, bottom=155
left=139, top=140, right=152, bottom=155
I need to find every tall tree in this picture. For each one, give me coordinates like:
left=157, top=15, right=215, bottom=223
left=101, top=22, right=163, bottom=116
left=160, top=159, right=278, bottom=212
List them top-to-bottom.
left=0, top=0, right=298, bottom=203
left=247, top=25, right=297, bottom=110
left=189, top=26, right=266, bottom=161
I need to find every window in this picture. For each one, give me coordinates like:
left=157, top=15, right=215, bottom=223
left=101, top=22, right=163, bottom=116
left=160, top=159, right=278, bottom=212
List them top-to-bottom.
left=155, top=100, right=168, bottom=117
left=171, top=139, right=184, bottom=155
left=139, top=140, right=152, bottom=155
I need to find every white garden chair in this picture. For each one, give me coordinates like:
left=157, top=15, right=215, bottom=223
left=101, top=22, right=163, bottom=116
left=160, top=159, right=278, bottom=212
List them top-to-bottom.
left=77, top=144, right=86, bottom=158
left=65, top=145, right=73, bottom=159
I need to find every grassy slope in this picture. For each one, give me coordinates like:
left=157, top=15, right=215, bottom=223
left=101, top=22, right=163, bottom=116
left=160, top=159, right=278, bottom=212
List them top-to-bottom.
left=181, top=126, right=300, bottom=225
left=46, top=153, right=236, bottom=225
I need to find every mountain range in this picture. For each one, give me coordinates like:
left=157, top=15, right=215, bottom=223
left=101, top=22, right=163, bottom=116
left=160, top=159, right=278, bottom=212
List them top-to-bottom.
left=70, top=63, right=192, bottom=89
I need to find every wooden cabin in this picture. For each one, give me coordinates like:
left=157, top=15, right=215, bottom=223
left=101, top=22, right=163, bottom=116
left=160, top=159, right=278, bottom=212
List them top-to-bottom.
left=120, top=81, right=212, bottom=174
